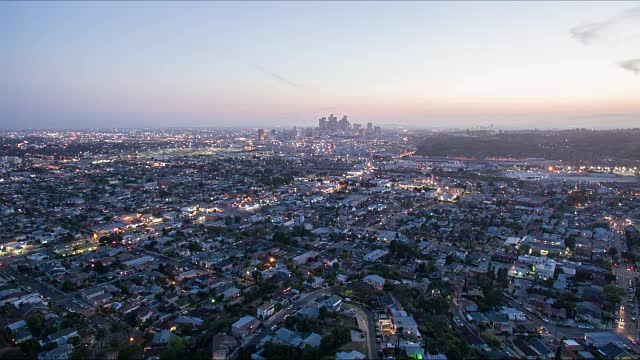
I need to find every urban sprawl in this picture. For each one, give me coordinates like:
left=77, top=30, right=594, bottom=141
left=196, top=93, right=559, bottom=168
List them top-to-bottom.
left=1, top=119, right=640, bottom=360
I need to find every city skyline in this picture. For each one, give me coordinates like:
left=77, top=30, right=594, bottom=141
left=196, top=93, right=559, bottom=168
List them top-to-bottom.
left=2, top=1, right=639, bottom=129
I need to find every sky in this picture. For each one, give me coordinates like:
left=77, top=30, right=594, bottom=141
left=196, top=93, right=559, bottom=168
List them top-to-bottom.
left=1, top=1, right=639, bottom=129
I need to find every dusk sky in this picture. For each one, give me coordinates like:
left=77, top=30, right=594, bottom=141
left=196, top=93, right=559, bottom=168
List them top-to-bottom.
left=1, top=1, right=639, bottom=129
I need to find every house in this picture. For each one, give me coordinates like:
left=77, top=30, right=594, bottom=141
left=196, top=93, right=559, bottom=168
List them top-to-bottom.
left=292, top=251, right=319, bottom=265
left=363, top=274, right=385, bottom=290
left=306, top=276, right=324, bottom=289
left=222, top=286, right=241, bottom=299
left=271, top=288, right=300, bottom=307
left=322, top=294, right=343, bottom=312
left=257, top=302, right=275, bottom=320
left=575, top=302, right=602, bottom=324
left=297, top=307, right=320, bottom=319
left=389, top=307, right=421, bottom=339
left=501, top=307, right=526, bottom=321
left=231, top=315, right=260, bottom=337
left=175, top=316, right=204, bottom=328
left=6, top=319, right=28, bottom=332
left=12, top=327, right=33, bottom=344
left=46, top=328, right=79, bottom=345
left=273, top=328, right=303, bottom=347
left=151, top=330, right=171, bottom=345
left=585, top=332, right=624, bottom=348
left=211, top=333, right=238, bottom=360
left=302, top=333, right=322, bottom=348
left=528, top=337, right=554, bottom=359
left=513, top=338, right=539, bottom=360
left=401, top=342, right=424, bottom=359
left=597, top=343, right=631, bottom=360
left=37, top=344, right=74, bottom=360
left=336, top=350, right=367, bottom=360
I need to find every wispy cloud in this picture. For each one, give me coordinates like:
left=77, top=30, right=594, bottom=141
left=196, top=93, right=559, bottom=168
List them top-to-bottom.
left=570, top=6, right=640, bottom=44
left=570, top=7, right=640, bottom=76
left=570, top=21, right=610, bottom=45
left=620, top=58, right=640, bottom=75
left=255, top=65, right=302, bottom=88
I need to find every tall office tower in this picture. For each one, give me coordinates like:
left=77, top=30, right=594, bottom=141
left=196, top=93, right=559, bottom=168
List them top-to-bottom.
left=328, top=114, right=338, bottom=130
left=339, top=115, right=350, bottom=130
left=319, top=117, right=327, bottom=130
left=367, top=122, right=373, bottom=134
left=353, top=123, right=361, bottom=131
left=374, top=126, right=381, bottom=136
left=258, top=128, right=265, bottom=141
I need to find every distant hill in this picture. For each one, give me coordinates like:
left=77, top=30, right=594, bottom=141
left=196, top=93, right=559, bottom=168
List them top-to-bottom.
left=416, top=129, right=640, bottom=163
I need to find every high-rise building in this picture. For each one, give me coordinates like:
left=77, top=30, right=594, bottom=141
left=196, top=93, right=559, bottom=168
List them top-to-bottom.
left=328, top=114, right=338, bottom=130
left=339, top=115, right=350, bottom=130
left=319, top=117, right=327, bottom=130
left=366, top=122, right=373, bottom=135
left=353, top=123, right=361, bottom=131
left=374, top=126, right=381, bottom=136
left=257, top=128, right=265, bottom=141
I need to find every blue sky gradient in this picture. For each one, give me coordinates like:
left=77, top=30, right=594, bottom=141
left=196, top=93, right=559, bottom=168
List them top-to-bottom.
left=1, top=1, right=639, bottom=129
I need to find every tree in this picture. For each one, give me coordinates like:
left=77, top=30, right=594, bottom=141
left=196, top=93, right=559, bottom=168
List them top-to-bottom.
left=564, top=236, right=576, bottom=252
left=187, top=241, right=202, bottom=253
left=518, top=244, right=531, bottom=255
left=608, top=247, right=618, bottom=257
left=93, top=261, right=108, bottom=273
left=603, top=284, right=626, bottom=305
left=318, top=306, right=329, bottom=320
left=26, top=313, right=45, bottom=336
left=160, top=335, right=190, bottom=360
left=19, top=338, right=41, bottom=354
left=118, top=343, right=142, bottom=360
left=71, top=346, right=91, bottom=360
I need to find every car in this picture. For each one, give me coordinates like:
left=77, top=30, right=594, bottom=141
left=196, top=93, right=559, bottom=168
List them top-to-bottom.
left=287, top=305, right=293, bottom=310
left=619, top=323, right=625, bottom=329
left=271, top=325, right=277, bottom=331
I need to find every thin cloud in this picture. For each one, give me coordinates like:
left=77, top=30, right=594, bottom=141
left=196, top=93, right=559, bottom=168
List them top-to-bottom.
left=570, top=6, right=640, bottom=44
left=570, top=21, right=611, bottom=44
left=620, top=58, right=640, bottom=75
left=255, top=65, right=302, bottom=88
